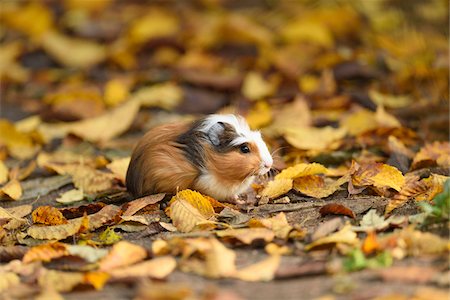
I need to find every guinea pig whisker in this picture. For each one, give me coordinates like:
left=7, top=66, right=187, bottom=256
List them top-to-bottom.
left=271, top=147, right=287, bottom=157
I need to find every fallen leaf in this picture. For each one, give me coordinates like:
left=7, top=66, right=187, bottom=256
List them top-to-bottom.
left=281, top=19, right=333, bottom=47
left=41, top=30, right=106, bottom=68
left=0, top=42, right=29, bottom=83
left=242, top=72, right=279, bottom=100
left=104, top=78, right=133, bottom=107
left=128, top=82, right=182, bottom=110
left=369, top=90, right=412, bottom=108
left=265, top=97, right=311, bottom=136
left=38, top=99, right=140, bottom=143
left=246, top=101, right=273, bottom=129
left=284, top=126, right=346, bottom=151
left=411, top=141, right=450, bottom=170
left=106, top=157, right=130, bottom=183
left=0, top=160, right=8, bottom=184
left=350, top=161, right=405, bottom=192
left=276, top=163, right=329, bottom=180
left=71, top=166, right=114, bottom=194
left=20, top=175, right=72, bottom=201
left=294, top=175, right=348, bottom=198
left=260, top=178, right=293, bottom=199
left=0, top=179, right=23, bottom=200
left=56, top=188, right=84, bottom=204
left=122, top=193, right=165, bottom=216
left=167, top=198, right=215, bottom=233
left=319, top=203, right=356, bottom=219
left=87, top=204, right=121, bottom=230
left=32, top=206, right=68, bottom=226
left=250, top=213, right=293, bottom=239
left=27, top=214, right=88, bottom=240
left=305, top=224, right=359, bottom=251
left=97, top=227, right=122, bottom=245
left=216, top=228, right=275, bottom=244
left=362, top=231, right=379, bottom=254
left=98, top=241, right=147, bottom=271
left=22, top=242, right=68, bottom=263
left=67, top=245, right=108, bottom=263
left=233, top=255, right=281, bottom=282
left=109, top=256, right=176, bottom=280
left=38, top=269, right=84, bottom=292
left=83, top=271, right=110, bottom=290
left=0, top=272, right=20, bottom=292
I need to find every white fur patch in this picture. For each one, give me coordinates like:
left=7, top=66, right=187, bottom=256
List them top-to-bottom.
left=200, top=114, right=273, bottom=172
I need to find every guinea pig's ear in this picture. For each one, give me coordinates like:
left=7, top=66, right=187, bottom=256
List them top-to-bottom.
left=207, top=122, right=225, bottom=146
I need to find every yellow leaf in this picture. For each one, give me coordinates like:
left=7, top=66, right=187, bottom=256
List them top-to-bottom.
left=63, top=0, right=112, bottom=12
left=2, top=3, right=53, bottom=38
left=127, top=9, right=179, bottom=45
left=281, top=19, right=333, bottom=48
left=41, top=30, right=106, bottom=68
left=0, top=42, right=29, bottom=82
left=242, top=72, right=279, bottom=100
left=104, top=78, right=132, bottom=107
left=129, top=82, right=182, bottom=110
left=369, top=90, right=412, bottom=108
left=265, top=97, right=312, bottom=136
left=38, top=99, right=140, bottom=142
left=246, top=101, right=273, bottom=130
left=375, top=106, right=401, bottom=128
left=341, top=109, right=378, bottom=136
left=15, top=115, right=42, bottom=133
left=0, top=119, right=39, bottom=159
left=284, top=126, right=346, bottom=151
left=106, top=157, right=130, bottom=183
left=0, top=160, right=9, bottom=185
left=351, top=162, right=405, bottom=192
left=276, top=163, right=329, bottom=180
left=294, top=175, right=349, bottom=198
left=260, top=178, right=293, bottom=199
left=0, top=179, right=22, bottom=200
left=56, top=189, right=84, bottom=204
left=168, top=190, right=215, bottom=219
left=167, top=198, right=215, bottom=233
left=32, top=206, right=68, bottom=225
left=250, top=213, right=293, bottom=239
left=305, top=224, right=359, bottom=251
left=98, top=227, right=122, bottom=245
left=216, top=228, right=275, bottom=244
left=98, top=241, right=147, bottom=271
left=22, top=242, right=68, bottom=263
left=265, top=243, right=291, bottom=255
left=233, top=255, right=280, bottom=282
left=109, top=256, right=176, bottom=280
left=0, top=272, right=20, bottom=292
left=83, top=272, right=110, bottom=290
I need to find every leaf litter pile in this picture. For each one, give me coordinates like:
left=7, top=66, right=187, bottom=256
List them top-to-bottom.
left=0, top=1, right=449, bottom=299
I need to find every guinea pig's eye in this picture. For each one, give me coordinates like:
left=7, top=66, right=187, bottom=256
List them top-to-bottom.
left=239, top=144, right=250, bottom=154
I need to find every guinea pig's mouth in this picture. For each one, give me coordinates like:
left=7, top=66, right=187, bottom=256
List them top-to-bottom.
left=258, top=166, right=271, bottom=176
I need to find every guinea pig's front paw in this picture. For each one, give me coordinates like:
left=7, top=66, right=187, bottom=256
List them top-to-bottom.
left=221, top=194, right=246, bottom=205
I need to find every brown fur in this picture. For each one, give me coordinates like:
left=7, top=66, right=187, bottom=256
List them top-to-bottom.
left=126, top=122, right=199, bottom=197
left=203, top=141, right=261, bottom=187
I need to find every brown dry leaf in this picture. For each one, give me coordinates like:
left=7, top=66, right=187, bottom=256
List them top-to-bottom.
left=41, top=30, right=106, bottom=68
left=242, top=72, right=279, bottom=100
left=128, top=82, right=183, bottom=110
left=38, top=99, right=140, bottom=143
left=246, top=101, right=273, bottom=130
left=284, top=126, right=346, bottom=151
left=411, top=141, right=450, bottom=170
left=106, top=157, right=130, bottom=183
left=0, top=160, right=8, bottom=184
left=350, top=161, right=405, bottom=192
left=276, top=163, right=329, bottom=180
left=71, top=166, right=114, bottom=194
left=294, top=175, right=348, bottom=198
left=260, top=178, right=293, bottom=199
left=0, top=179, right=22, bottom=200
left=56, top=189, right=84, bottom=204
left=123, top=194, right=165, bottom=216
left=319, top=203, right=356, bottom=219
left=87, top=204, right=121, bottom=230
left=1, top=205, right=32, bottom=230
left=32, top=206, right=68, bottom=226
left=251, top=213, right=293, bottom=239
left=27, top=214, right=88, bottom=240
left=305, top=224, right=359, bottom=251
left=216, top=228, right=275, bottom=244
left=181, top=238, right=237, bottom=279
left=98, top=241, right=147, bottom=271
left=22, top=242, right=68, bottom=263
left=233, top=255, right=281, bottom=282
left=109, top=256, right=176, bottom=280
left=38, top=269, right=84, bottom=292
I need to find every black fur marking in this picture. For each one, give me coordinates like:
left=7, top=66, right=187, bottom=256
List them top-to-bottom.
left=176, top=120, right=207, bottom=169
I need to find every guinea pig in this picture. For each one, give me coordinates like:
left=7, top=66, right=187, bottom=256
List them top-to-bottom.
left=125, top=114, right=273, bottom=201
